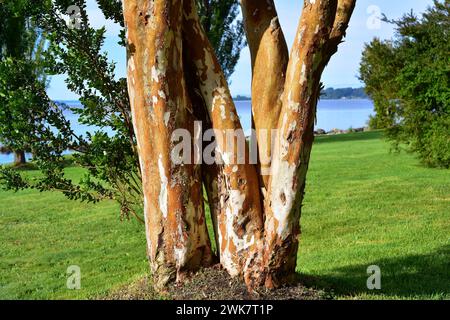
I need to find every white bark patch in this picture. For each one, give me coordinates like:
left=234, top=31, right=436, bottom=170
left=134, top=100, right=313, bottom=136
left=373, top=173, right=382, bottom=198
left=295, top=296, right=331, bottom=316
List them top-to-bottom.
left=270, top=17, right=279, bottom=31
left=297, top=26, right=306, bottom=46
left=196, top=46, right=226, bottom=115
left=287, top=48, right=300, bottom=86
left=151, top=49, right=167, bottom=84
left=128, top=56, right=135, bottom=72
left=300, top=63, right=307, bottom=84
left=151, top=66, right=159, bottom=83
left=210, top=86, right=227, bottom=114
left=287, top=92, right=301, bottom=112
left=220, top=104, right=226, bottom=120
left=164, top=112, right=170, bottom=126
left=280, top=114, right=290, bottom=158
left=280, top=120, right=297, bottom=158
left=221, top=151, right=233, bottom=166
left=158, top=155, right=168, bottom=219
left=270, top=159, right=297, bottom=239
left=221, top=189, right=255, bottom=277
left=143, top=194, right=153, bottom=259
left=174, top=200, right=194, bottom=268
left=174, top=246, right=187, bottom=267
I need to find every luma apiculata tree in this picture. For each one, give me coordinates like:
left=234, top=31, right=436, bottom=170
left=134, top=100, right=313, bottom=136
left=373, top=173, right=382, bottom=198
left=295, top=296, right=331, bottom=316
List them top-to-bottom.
left=122, top=0, right=356, bottom=291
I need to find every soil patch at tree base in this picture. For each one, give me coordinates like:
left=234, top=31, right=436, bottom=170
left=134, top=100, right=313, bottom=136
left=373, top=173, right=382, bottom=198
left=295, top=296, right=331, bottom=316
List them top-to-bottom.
left=104, top=266, right=330, bottom=300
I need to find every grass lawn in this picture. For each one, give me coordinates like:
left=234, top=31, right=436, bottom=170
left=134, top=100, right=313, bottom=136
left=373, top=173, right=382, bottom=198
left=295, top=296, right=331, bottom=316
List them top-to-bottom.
left=0, top=131, right=449, bottom=299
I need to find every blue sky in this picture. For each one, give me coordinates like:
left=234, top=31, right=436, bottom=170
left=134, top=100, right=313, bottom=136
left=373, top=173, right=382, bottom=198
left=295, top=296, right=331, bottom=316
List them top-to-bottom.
left=47, top=0, right=434, bottom=100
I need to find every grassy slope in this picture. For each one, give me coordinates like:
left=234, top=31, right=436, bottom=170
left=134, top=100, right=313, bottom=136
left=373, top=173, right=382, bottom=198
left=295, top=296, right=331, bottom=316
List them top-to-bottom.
left=0, top=131, right=448, bottom=299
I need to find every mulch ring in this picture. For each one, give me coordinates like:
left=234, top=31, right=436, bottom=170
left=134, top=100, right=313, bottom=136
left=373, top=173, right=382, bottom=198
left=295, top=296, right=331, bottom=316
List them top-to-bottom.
left=104, top=266, right=331, bottom=300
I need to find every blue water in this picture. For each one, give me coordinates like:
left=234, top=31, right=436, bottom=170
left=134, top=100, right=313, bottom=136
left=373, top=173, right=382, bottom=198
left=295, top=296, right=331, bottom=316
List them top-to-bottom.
left=0, top=99, right=373, bottom=165
left=235, top=99, right=374, bottom=133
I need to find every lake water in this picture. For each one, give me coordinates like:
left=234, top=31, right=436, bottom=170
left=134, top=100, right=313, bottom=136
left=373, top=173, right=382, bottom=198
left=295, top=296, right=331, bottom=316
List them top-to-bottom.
left=0, top=99, right=373, bottom=165
left=235, top=99, right=374, bottom=132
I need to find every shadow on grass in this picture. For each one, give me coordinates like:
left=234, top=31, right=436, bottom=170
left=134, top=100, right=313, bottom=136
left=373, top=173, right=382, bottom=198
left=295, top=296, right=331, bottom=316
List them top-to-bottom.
left=314, top=130, right=384, bottom=145
left=299, top=245, right=450, bottom=299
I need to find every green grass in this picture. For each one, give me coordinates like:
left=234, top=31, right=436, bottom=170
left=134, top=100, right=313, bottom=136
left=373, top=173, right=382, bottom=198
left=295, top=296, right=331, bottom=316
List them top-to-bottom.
left=0, top=131, right=449, bottom=299
left=299, top=131, right=450, bottom=299
left=0, top=167, right=149, bottom=299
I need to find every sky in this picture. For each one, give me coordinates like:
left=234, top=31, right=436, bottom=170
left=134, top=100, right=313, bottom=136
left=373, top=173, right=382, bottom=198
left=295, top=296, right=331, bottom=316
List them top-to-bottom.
left=47, top=0, right=434, bottom=100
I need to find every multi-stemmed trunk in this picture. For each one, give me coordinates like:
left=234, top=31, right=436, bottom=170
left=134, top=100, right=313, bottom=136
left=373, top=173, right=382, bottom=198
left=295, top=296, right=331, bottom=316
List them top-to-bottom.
left=123, top=0, right=356, bottom=291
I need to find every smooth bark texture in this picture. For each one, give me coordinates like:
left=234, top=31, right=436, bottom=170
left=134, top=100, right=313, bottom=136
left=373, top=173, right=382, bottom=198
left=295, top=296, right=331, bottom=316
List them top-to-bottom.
left=123, top=0, right=356, bottom=291
left=240, top=0, right=289, bottom=192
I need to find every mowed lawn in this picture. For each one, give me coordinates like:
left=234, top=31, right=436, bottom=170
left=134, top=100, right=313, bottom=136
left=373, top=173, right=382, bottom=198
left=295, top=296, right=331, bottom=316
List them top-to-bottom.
left=0, top=131, right=449, bottom=299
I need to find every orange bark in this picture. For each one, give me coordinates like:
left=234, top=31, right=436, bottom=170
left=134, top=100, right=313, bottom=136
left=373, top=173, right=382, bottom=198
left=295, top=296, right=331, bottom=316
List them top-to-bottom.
left=123, top=0, right=213, bottom=290
left=123, top=0, right=356, bottom=292
left=182, top=0, right=265, bottom=283
left=240, top=0, right=289, bottom=192
left=263, top=0, right=356, bottom=288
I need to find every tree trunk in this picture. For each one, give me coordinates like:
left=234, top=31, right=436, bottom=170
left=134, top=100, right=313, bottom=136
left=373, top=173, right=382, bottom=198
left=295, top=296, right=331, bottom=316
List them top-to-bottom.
left=122, top=0, right=356, bottom=292
left=123, top=0, right=213, bottom=290
left=182, top=0, right=265, bottom=285
left=240, top=0, right=289, bottom=194
left=14, top=150, right=26, bottom=166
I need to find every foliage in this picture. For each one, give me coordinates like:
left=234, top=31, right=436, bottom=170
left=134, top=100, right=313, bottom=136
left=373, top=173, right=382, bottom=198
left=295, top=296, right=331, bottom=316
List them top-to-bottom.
left=0, top=0, right=246, bottom=220
left=0, top=0, right=50, bottom=165
left=0, top=0, right=142, bottom=218
left=196, top=0, right=246, bottom=80
left=359, top=0, right=450, bottom=168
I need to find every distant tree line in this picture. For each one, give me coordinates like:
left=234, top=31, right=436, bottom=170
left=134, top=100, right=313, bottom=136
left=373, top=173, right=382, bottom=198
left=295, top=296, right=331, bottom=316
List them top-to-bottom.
left=234, top=87, right=368, bottom=102
left=321, top=87, right=368, bottom=99
left=233, top=95, right=251, bottom=101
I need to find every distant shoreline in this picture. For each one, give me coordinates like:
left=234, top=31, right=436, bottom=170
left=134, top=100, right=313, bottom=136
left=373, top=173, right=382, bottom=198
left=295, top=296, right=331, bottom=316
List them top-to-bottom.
left=233, top=87, right=368, bottom=101
left=57, top=97, right=372, bottom=104
left=233, top=97, right=371, bottom=101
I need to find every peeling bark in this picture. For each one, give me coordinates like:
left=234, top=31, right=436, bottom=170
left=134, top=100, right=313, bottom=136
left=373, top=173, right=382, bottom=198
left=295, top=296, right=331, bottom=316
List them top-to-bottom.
left=123, top=0, right=213, bottom=290
left=123, top=0, right=356, bottom=292
left=182, top=0, right=264, bottom=284
left=240, top=0, right=289, bottom=192
left=264, top=0, right=341, bottom=288
left=182, top=58, right=222, bottom=257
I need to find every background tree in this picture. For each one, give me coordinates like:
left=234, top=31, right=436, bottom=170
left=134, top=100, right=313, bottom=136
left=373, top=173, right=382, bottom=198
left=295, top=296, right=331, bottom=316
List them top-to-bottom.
left=0, top=0, right=48, bottom=166
left=0, top=0, right=247, bottom=220
left=196, top=0, right=246, bottom=80
left=360, top=0, right=449, bottom=168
